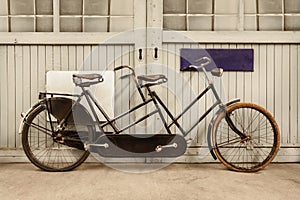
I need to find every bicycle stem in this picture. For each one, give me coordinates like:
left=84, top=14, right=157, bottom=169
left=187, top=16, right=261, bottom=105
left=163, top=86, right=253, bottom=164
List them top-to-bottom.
left=199, top=65, right=211, bottom=84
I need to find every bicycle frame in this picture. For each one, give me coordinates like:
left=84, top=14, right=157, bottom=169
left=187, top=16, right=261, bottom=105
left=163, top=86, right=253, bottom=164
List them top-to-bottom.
left=20, top=57, right=280, bottom=172
left=38, top=60, right=246, bottom=157
left=34, top=67, right=244, bottom=161
left=46, top=72, right=230, bottom=143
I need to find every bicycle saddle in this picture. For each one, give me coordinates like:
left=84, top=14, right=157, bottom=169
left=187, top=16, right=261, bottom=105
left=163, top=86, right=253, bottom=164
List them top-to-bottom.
left=72, top=73, right=103, bottom=87
left=73, top=73, right=102, bottom=80
left=137, top=74, right=167, bottom=83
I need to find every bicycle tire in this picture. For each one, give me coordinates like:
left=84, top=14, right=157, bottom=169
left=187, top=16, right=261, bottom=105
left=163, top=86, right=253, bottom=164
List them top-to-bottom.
left=21, top=102, right=91, bottom=172
left=212, top=102, right=280, bottom=172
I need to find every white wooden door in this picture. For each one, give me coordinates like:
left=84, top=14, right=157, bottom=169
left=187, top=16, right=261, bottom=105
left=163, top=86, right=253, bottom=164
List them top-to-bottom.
left=0, top=0, right=299, bottom=163
left=0, top=0, right=148, bottom=161
left=145, top=0, right=300, bottom=162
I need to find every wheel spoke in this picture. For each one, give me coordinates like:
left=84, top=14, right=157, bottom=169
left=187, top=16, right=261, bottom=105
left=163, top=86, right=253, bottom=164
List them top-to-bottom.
left=21, top=103, right=91, bottom=171
left=213, top=103, right=280, bottom=172
left=26, top=122, right=53, bottom=137
left=215, top=137, right=242, bottom=147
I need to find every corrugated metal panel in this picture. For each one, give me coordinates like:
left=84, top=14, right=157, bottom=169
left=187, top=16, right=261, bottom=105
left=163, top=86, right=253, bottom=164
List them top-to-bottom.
left=0, top=43, right=299, bottom=162
left=160, top=43, right=300, bottom=149
left=0, top=44, right=134, bottom=148
left=0, top=46, right=8, bottom=147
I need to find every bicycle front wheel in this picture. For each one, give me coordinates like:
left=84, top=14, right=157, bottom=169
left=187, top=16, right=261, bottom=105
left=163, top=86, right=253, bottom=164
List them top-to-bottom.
left=21, top=102, right=91, bottom=172
left=212, top=102, right=280, bottom=172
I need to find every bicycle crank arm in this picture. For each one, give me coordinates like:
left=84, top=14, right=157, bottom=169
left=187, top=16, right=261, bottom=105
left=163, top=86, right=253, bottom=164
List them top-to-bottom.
left=85, top=143, right=109, bottom=151
left=155, top=143, right=177, bottom=152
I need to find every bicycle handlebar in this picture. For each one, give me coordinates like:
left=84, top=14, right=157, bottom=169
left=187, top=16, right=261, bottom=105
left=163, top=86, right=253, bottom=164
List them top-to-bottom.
left=182, top=57, right=211, bottom=71
left=190, top=57, right=211, bottom=70
left=194, top=57, right=211, bottom=67
left=114, top=65, right=135, bottom=73
left=114, top=65, right=136, bottom=80
left=114, top=66, right=124, bottom=71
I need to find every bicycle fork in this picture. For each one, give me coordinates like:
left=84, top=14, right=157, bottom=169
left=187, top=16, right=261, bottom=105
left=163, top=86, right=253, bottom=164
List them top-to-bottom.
left=224, top=110, right=247, bottom=140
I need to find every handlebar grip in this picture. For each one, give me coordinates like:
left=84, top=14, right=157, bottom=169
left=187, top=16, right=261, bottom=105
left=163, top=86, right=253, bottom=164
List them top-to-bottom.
left=194, top=57, right=211, bottom=67
left=114, top=65, right=135, bottom=73
left=182, top=65, right=198, bottom=71
left=114, top=66, right=125, bottom=71
left=181, top=66, right=190, bottom=71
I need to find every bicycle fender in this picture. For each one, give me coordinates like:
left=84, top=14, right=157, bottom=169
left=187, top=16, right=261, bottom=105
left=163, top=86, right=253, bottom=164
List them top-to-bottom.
left=19, top=97, right=94, bottom=134
left=43, top=97, right=94, bottom=125
left=206, top=98, right=240, bottom=160
left=18, top=101, right=44, bottom=134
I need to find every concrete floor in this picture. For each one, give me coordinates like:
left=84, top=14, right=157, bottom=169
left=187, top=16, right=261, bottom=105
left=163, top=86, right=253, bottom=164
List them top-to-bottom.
left=0, top=163, right=299, bottom=200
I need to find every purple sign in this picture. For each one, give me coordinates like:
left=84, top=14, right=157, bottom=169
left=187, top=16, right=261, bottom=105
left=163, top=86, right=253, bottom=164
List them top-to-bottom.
left=180, top=48, right=254, bottom=71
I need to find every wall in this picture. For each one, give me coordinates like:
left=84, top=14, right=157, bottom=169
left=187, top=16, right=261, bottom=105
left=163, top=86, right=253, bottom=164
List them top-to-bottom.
left=0, top=42, right=299, bottom=162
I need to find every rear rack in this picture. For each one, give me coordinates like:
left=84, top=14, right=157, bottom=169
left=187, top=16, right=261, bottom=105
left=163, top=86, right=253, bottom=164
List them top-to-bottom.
left=38, top=92, right=81, bottom=99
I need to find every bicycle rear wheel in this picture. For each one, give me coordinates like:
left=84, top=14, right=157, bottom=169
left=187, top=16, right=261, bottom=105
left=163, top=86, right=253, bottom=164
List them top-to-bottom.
left=21, top=102, right=92, bottom=172
left=212, top=102, right=280, bottom=172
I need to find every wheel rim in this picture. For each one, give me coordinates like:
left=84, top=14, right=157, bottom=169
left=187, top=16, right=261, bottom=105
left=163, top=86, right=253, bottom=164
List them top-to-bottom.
left=214, top=104, right=279, bottom=171
left=22, top=106, right=89, bottom=171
